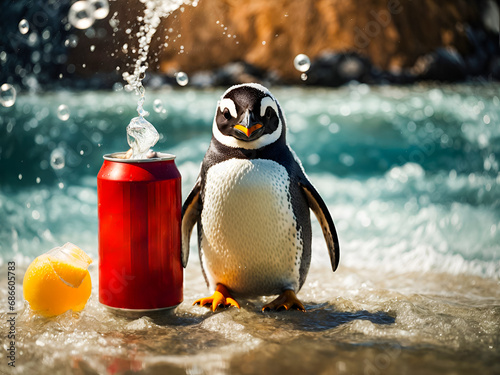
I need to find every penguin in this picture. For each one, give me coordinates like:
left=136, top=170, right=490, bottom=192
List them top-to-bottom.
left=182, top=83, right=339, bottom=312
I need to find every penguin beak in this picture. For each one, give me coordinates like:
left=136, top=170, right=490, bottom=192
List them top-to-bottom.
left=234, top=110, right=263, bottom=138
left=234, top=124, right=263, bottom=137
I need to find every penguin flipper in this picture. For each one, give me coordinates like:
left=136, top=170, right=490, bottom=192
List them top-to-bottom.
left=181, top=180, right=202, bottom=268
left=299, top=181, right=340, bottom=271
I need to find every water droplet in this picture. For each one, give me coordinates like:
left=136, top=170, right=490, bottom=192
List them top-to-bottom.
left=90, top=0, right=109, bottom=20
left=68, top=1, right=96, bottom=30
left=18, top=19, right=29, bottom=34
left=42, top=29, right=51, bottom=40
left=64, top=34, right=79, bottom=48
left=294, top=54, right=311, bottom=72
left=175, top=72, right=188, bottom=86
left=0, top=84, right=16, bottom=107
left=153, top=99, right=163, bottom=113
left=57, top=104, right=70, bottom=121
left=329, top=123, right=340, bottom=134
left=50, top=148, right=66, bottom=170
left=32, top=210, right=40, bottom=220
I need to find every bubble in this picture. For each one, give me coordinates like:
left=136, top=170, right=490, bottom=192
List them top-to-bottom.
left=90, top=0, right=109, bottom=19
left=68, top=1, right=96, bottom=30
left=18, top=19, right=29, bottom=34
left=42, top=29, right=51, bottom=40
left=64, top=34, right=79, bottom=48
left=294, top=54, right=311, bottom=72
left=175, top=72, right=188, bottom=86
left=300, top=73, right=308, bottom=81
left=112, top=82, right=123, bottom=91
left=0, top=84, right=16, bottom=107
left=153, top=99, right=163, bottom=113
left=57, top=104, right=70, bottom=121
left=329, top=123, right=340, bottom=134
left=50, top=148, right=66, bottom=170
left=339, top=153, right=355, bottom=167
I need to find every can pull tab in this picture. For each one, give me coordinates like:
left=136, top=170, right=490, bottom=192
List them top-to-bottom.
left=47, top=242, right=93, bottom=288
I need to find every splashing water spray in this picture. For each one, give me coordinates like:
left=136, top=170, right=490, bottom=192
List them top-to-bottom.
left=122, top=0, right=197, bottom=159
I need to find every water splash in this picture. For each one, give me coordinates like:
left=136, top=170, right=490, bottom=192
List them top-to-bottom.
left=121, top=0, right=197, bottom=158
left=122, top=0, right=194, bottom=96
left=126, top=116, right=159, bottom=159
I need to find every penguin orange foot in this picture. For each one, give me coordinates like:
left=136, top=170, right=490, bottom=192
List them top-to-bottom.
left=193, top=284, right=241, bottom=312
left=262, top=290, right=306, bottom=312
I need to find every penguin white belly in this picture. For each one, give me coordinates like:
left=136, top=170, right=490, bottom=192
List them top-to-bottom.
left=201, top=158, right=303, bottom=296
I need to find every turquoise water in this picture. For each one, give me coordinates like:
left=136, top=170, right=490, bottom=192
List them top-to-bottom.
left=0, top=83, right=499, bottom=374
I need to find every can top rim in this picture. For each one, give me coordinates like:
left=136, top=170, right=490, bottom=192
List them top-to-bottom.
left=103, top=152, right=176, bottom=163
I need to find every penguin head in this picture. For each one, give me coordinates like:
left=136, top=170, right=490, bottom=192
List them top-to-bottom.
left=212, top=83, right=285, bottom=150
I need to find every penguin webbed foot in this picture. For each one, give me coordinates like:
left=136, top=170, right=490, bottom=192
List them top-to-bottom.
left=193, top=284, right=240, bottom=312
left=262, top=290, right=306, bottom=312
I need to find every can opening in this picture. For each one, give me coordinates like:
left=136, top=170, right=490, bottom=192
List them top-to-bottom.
left=103, top=152, right=176, bottom=163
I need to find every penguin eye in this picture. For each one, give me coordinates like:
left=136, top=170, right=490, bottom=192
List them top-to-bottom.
left=260, top=96, right=279, bottom=119
left=219, top=98, right=237, bottom=120
left=265, top=107, right=274, bottom=119
left=223, top=108, right=232, bottom=120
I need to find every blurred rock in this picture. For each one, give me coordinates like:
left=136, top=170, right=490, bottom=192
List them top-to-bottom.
left=2, top=0, right=499, bottom=90
left=411, top=47, right=467, bottom=82
left=306, top=52, right=372, bottom=86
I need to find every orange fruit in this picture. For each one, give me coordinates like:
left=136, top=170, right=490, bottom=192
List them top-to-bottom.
left=23, top=243, right=92, bottom=317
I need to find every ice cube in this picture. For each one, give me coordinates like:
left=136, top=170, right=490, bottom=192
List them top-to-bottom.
left=126, top=116, right=159, bottom=159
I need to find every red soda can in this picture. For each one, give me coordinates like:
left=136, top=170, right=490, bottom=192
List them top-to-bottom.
left=97, top=152, right=182, bottom=314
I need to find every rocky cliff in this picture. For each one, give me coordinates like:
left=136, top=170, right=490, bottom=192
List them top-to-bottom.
left=17, top=0, right=500, bottom=88
left=157, top=0, right=482, bottom=79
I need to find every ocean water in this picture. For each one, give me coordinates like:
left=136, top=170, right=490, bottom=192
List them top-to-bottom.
left=0, top=83, right=499, bottom=374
